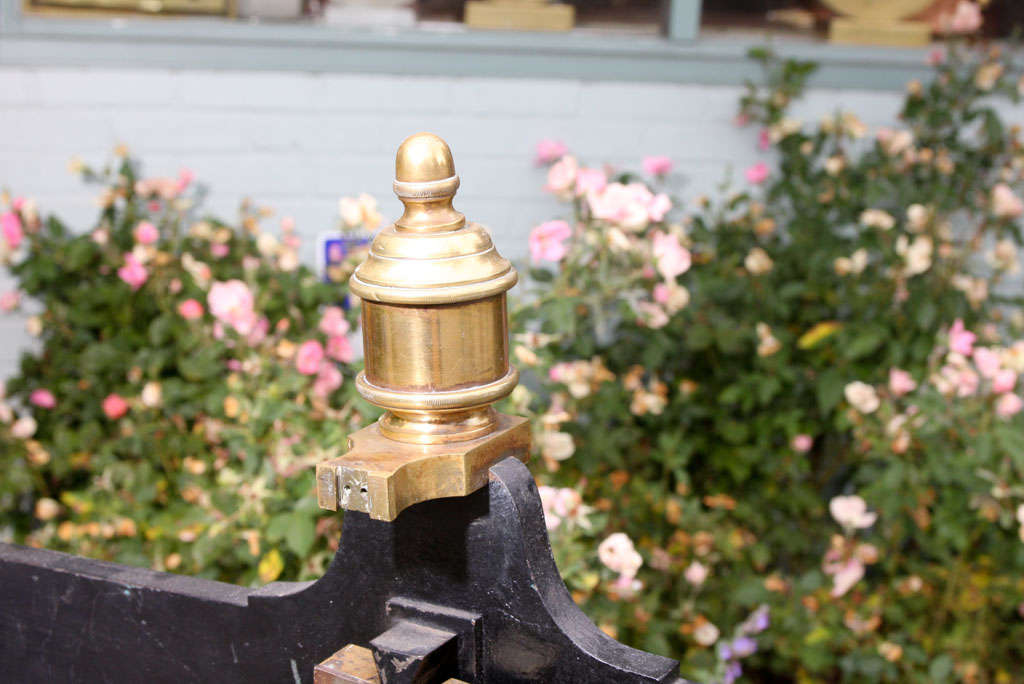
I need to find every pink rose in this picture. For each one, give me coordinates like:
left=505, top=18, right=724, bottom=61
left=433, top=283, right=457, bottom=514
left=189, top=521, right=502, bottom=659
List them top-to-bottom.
left=944, top=0, right=983, bottom=34
left=927, top=48, right=946, bottom=66
left=757, top=129, right=771, bottom=151
left=535, top=139, right=568, bottom=165
left=545, top=156, right=578, bottom=196
left=642, top=156, right=673, bottom=176
left=745, top=162, right=769, bottom=185
left=177, top=167, right=195, bottom=192
left=575, top=167, right=607, bottom=197
left=135, top=177, right=181, bottom=201
left=588, top=183, right=658, bottom=231
left=992, top=184, right=1023, bottom=219
left=647, top=193, right=672, bottom=223
left=1, top=211, right=23, bottom=249
left=529, top=220, right=572, bottom=263
left=133, top=221, right=159, bottom=245
left=651, top=231, right=691, bottom=281
left=210, top=243, right=230, bottom=259
left=117, top=253, right=149, bottom=291
left=208, top=280, right=257, bottom=335
left=653, top=283, right=670, bottom=304
left=0, top=290, right=21, bottom=312
left=177, top=298, right=204, bottom=320
left=636, top=301, right=669, bottom=328
left=319, top=306, right=351, bottom=338
left=247, top=316, right=269, bottom=346
left=949, top=319, right=976, bottom=356
left=326, top=335, right=355, bottom=363
left=295, top=340, right=325, bottom=375
left=973, top=347, right=1002, bottom=379
left=313, top=361, right=343, bottom=398
left=888, top=368, right=917, bottom=397
left=956, top=368, right=980, bottom=397
left=993, top=369, right=1018, bottom=394
left=30, top=389, right=56, bottom=409
left=102, top=393, right=128, bottom=420
left=996, top=393, right=1023, bottom=419
left=791, top=434, right=813, bottom=452
left=830, top=495, right=877, bottom=530
left=823, top=552, right=865, bottom=598
left=684, top=561, right=709, bottom=586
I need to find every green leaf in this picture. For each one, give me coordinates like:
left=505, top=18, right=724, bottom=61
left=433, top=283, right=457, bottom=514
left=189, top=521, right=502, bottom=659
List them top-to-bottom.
left=65, top=239, right=95, bottom=270
left=148, top=314, right=175, bottom=347
left=843, top=326, right=886, bottom=360
left=816, top=369, right=845, bottom=413
left=995, top=425, right=1024, bottom=471
left=285, top=513, right=316, bottom=558
left=928, top=654, right=954, bottom=682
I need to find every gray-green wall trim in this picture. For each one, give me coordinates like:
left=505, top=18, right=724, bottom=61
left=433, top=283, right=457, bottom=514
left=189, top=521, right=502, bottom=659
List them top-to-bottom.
left=0, top=2, right=933, bottom=90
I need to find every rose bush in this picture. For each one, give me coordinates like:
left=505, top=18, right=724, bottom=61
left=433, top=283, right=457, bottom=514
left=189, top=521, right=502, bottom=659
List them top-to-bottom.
left=2, top=5, right=1024, bottom=680
left=516, top=33, right=1024, bottom=682
left=0, top=153, right=376, bottom=584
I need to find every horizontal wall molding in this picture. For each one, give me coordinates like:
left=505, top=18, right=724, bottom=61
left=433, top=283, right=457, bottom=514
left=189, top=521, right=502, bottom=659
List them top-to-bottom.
left=0, top=11, right=935, bottom=90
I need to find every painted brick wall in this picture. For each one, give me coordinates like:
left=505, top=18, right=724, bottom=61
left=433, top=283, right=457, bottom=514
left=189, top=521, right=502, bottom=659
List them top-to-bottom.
left=0, top=66, right=1019, bottom=379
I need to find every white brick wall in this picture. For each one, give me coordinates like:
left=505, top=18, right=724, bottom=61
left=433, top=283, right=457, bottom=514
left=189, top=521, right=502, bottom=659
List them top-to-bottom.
left=0, top=66, right=1017, bottom=379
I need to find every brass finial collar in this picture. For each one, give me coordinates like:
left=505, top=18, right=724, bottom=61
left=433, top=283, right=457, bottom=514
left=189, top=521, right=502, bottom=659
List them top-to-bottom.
left=350, top=133, right=517, bottom=306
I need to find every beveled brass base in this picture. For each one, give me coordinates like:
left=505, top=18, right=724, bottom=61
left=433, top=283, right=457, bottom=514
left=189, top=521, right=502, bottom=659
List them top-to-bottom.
left=316, top=414, right=530, bottom=521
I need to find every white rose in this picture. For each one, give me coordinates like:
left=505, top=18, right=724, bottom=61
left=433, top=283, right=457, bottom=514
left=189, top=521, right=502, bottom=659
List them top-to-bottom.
left=824, top=156, right=845, bottom=176
left=906, top=204, right=930, bottom=232
left=859, top=209, right=895, bottom=231
left=256, top=232, right=279, bottom=256
left=987, top=238, right=1019, bottom=273
left=744, top=247, right=774, bottom=276
left=25, top=316, right=43, bottom=337
left=141, top=381, right=163, bottom=408
left=844, top=381, right=880, bottom=414
left=11, top=415, right=37, bottom=439
left=540, top=431, right=575, bottom=461
left=598, top=532, right=642, bottom=576
left=684, top=561, right=709, bottom=586
left=694, top=621, right=720, bottom=646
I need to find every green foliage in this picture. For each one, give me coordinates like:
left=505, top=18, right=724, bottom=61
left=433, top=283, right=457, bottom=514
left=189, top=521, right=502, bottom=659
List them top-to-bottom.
left=518, top=43, right=1024, bottom=681
left=0, top=156, right=375, bottom=584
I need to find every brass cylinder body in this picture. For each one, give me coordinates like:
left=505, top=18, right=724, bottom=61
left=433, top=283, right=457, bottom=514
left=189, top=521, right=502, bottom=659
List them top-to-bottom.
left=362, top=296, right=509, bottom=394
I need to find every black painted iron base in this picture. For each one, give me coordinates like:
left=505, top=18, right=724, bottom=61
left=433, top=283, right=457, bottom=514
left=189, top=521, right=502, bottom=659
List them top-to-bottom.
left=0, top=457, right=688, bottom=683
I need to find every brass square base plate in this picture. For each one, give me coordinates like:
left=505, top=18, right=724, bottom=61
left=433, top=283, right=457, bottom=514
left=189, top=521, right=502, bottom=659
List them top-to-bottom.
left=464, top=1, right=574, bottom=32
left=829, top=18, right=931, bottom=47
left=317, top=414, right=530, bottom=521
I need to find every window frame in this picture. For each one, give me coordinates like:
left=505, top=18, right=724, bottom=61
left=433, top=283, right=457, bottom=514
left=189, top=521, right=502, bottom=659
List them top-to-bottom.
left=0, top=0, right=933, bottom=91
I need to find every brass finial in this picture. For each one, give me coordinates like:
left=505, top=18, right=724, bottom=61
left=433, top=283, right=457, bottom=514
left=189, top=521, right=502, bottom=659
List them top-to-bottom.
left=316, top=133, right=530, bottom=521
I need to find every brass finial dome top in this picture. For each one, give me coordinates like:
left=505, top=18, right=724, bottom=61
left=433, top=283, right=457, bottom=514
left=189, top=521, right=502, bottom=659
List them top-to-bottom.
left=349, top=132, right=517, bottom=306
left=395, top=132, right=455, bottom=183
